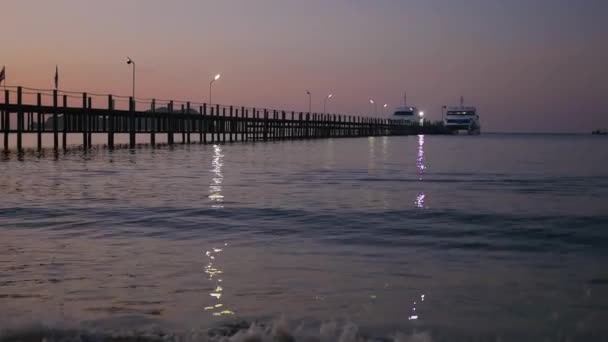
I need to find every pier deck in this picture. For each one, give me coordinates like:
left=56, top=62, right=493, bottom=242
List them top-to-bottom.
left=1, top=86, right=418, bottom=152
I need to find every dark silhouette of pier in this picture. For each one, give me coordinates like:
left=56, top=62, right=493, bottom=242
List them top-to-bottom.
left=1, top=86, right=424, bottom=153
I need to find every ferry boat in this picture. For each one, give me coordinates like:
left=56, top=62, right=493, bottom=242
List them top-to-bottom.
left=393, top=92, right=422, bottom=124
left=444, top=97, right=480, bottom=134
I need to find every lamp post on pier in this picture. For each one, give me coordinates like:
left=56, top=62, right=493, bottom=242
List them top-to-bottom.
left=126, top=57, right=136, bottom=99
left=306, top=90, right=312, bottom=113
left=323, top=93, right=333, bottom=115
left=369, top=99, right=376, bottom=116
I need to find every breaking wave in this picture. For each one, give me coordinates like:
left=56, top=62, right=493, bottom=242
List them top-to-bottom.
left=0, top=319, right=434, bottom=342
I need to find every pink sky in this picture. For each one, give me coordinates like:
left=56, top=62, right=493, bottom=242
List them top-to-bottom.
left=2, top=0, right=607, bottom=132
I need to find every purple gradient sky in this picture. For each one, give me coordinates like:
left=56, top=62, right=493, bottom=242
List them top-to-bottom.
left=2, top=0, right=607, bottom=132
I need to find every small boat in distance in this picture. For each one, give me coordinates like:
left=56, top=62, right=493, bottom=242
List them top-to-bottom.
left=393, top=92, right=422, bottom=125
left=444, top=96, right=480, bottom=135
left=592, top=129, right=607, bottom=135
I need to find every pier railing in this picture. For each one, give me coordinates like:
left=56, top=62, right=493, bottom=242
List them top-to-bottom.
left=0, top=86, right=417, bottom=152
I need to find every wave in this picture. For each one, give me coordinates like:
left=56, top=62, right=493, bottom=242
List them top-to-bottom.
left=2, top=205, right=608, bottom=254
left=2, top=318, right=607, bottom=342
left=0, top=319, right=434, bottom=342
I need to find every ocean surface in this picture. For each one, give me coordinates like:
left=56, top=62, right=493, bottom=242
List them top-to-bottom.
left=1, top=134, right=608, bottom=342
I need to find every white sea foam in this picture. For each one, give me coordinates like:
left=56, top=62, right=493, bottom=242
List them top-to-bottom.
left=0, top=318, right=433, bottom=342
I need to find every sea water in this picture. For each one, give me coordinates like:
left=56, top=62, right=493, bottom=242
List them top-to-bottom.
left=1, top=134, right=607, bottom=341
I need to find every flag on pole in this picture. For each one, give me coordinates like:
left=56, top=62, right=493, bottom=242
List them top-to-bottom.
left=54, top=65, right=59, bottom=89
left=0, top=66, right=5, bottom=86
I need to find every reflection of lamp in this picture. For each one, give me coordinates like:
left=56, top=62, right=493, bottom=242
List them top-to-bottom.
left=209, top=73, right=221, bottom=105
left=415, top=134, right=426, bottom=208
left=209, top=144, right=224, bottom=208
left=204, top=146, right=234, bottom=316
left=204, top=244, right=234, bottom=316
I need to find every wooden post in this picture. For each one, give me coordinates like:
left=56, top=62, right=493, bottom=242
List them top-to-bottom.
left=16, top=87, right=23, bottom=152
left=3, top=90, right=8, bottom=152
left=52, top=90, right=58, bottom=150
left=36, top=93, right=42, bottom=151
left=81, top=93, right=87, bottom=149
left=62, top=95, right=67, bottom=150
left=108, top=95, right=114, bottom=149
left=0, top=96, right=3, bottom=142
left=87, top=97, right=93, bottom=148
left=129, top=97, right=135, bottom=148
left=100, top=98, right=105, bottom=134
left=150, top=99, right=156, bottom=146
left=168, top=101, right=174, bottom=145
left=186, top=102, right=191, bottom=144
left=203, top=103, right=207, bottom=144
left=180, top=104, right=185, bottom=144
left=199, top=105, right=203, bottom=143
left=216, top=105, right=221, bottom=143
left=209, top=106, right=215, bottom=144
left=229, top=106, right=233, bottom=143
left=222, top=107, right=226, bottom=144
left=234, top=108, right=239, bottom=142
left=240, top=108, right=244, bottom=142
left=243, top=108, right=248, bottom=142
left=251, top=109, right=255, bottom=142
left=256, top=109, right=261, bottom=142
left=258, top=109, right=262, bottom=142
left=263, top=109, right=268, bottom=142
left=271, top=110, right=275, bottom=141
left=274, top=110, right=277, bottom=140
left=281, top=111, right=286, bottom=140
left=292, top=112, right=296, bottom=139
left=296, top=112, right=301, bottom=139
left=335, top=115, right=339, bottom=138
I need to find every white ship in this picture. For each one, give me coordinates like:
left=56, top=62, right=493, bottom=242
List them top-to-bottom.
left=393, top=92, right=422, bottom=125
left=444, top=97, right=480, bottom=134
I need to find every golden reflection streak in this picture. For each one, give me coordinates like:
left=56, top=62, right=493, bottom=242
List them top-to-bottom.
left=415, top=134, right=426, bottom=209
left=409, top=135, right=428, bottom=321
left=209, top=144, right=225, bottom=208
left=203, top=145, right=234, bottom=316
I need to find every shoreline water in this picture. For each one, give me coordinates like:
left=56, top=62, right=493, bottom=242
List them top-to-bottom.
left=1, top=135, right=607, bottom=341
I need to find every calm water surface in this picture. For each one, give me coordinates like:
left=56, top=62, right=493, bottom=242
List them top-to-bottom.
left=1, top=134, right=607, bottom=341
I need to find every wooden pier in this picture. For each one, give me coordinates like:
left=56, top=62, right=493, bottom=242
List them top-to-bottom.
left=0, top=86, right=418, bottom=152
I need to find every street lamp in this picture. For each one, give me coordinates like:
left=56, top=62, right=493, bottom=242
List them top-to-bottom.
left=126, top=57, right=135, bottom=99
left=209, top=73, right=221, bottom=105
left=306, top=90, right=312, bottom=113
left=323, top=93, right=333, bottom=115
left=369, top=99, right=376, bottom=116
left=382, top=103, right=388, bottom=116
left=419, top=111, right=425, bottom=126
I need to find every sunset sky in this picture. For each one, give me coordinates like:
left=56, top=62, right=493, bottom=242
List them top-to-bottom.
left=2, top=0, right=607, bottom=132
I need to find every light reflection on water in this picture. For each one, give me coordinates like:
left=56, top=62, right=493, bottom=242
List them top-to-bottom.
left=415, top=134, right=426, bottom=209
left=0, top=135, right=607, bottom=337
left=411, top=135, right=427, bottom=321
left=204, top=144, right=234, bottom=316
left=209, top=145, right=225, bottom=208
